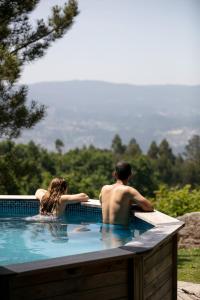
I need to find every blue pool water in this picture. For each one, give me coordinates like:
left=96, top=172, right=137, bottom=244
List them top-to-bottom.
left=0, top=203, right=153, bottom=266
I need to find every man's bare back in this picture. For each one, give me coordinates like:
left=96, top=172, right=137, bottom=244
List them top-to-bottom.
left=99, top=162, right=153, bottom=226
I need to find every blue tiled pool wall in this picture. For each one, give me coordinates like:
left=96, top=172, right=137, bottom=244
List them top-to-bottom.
left=0, top=199, right=102, bottom=218
left=0, top=200, right=153, bottom=231
left=0, top=200, right=39, bottom=217
left=67, top=203, right=102, bottom=216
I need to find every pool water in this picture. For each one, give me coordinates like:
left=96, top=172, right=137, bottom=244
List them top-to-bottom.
left=0, top=212, right=153, bottom=266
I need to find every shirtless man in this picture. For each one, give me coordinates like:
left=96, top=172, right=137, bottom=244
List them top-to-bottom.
left=99, top=161, right=153, bottom=226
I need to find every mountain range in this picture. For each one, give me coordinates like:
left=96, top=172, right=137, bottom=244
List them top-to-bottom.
left=16, top=80, right=200, bottom=153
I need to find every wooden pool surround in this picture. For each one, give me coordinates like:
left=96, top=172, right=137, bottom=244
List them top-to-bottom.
left=0, top=197, right=184, bottom=300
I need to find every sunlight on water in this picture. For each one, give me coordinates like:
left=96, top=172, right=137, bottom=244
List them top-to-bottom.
left=0, top=214, right=153, bottom=266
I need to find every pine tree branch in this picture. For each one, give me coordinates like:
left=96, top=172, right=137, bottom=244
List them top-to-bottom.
left=10, top=27, right=55, bottom=55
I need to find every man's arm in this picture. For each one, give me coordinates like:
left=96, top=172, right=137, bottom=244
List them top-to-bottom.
left=129, top=187, right=154, bottom=212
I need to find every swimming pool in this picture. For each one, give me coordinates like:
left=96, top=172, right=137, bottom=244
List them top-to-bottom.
left=0, top=196, right=184, bottom=300
left=0, top=202, right=153, bottom=265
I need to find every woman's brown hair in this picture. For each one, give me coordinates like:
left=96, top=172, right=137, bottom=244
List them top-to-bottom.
left=40, top=177, right=67, bottom=215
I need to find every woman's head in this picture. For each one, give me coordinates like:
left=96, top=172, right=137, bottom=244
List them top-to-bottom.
left=48, top=177, right=68, bottom=195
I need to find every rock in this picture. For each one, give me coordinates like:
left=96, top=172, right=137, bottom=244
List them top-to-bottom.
left=177, top=212, right=200, bottom=248
left=178, top=281, right=200, bottom=299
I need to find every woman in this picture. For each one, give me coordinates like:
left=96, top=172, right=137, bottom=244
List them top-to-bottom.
left=35, top=177, right=89, bottom=216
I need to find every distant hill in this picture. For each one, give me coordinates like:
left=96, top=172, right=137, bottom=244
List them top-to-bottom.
left=16, top=80, right=200, bottom=153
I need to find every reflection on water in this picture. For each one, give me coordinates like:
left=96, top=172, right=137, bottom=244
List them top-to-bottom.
left=0, top=213, right=153, bottom=265
left=26, top=218, right=69, bottom=243
left=100, top=224, right=132, bottom=248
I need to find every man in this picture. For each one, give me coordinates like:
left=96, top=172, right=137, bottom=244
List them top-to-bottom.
left=99, top=161, right=153, bottom=226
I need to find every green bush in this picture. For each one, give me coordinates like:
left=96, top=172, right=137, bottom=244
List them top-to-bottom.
left=153, top=185, right=200, bottom=217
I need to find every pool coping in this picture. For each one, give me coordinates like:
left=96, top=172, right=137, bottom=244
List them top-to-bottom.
left=0, top=196, right=184, bottom=276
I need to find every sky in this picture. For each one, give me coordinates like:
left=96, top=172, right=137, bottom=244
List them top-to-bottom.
left=20, top=0, right=200, bottom=85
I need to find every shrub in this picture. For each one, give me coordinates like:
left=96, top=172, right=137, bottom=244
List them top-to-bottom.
left=153, top=185, right=200, bottom=217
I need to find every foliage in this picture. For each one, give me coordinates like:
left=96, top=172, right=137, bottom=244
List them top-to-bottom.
left=0, top=0, right=78, bottom=138
left=0, top=134, right=200, bottom=218
left=0, top=140, right=43, bottom=194
left=61, top=147, right=114, bottom=198
left=128, top=155, right=158, bottom=196
left=153, top=185, right=200, bottom=217
left=178, top=248, right=200, bottom=283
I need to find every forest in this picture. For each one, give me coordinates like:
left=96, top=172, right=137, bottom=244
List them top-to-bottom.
left=0, top=134, right=199, bottom=217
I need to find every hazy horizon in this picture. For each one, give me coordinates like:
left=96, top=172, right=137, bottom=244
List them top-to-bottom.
left=26, top=79, right=200, bottom=87
left=10, top=81, right=199, bottom=154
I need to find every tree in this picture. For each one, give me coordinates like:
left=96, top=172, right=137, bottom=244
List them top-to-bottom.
left=0, top=0, right=79, bottom=138
left=111, top=134, right=125, bottom=155
left=184, top=135, right=200, bottom=163
left=55, top=138, right=64, bottom=154
left=125, top=138, right=142, bottom=157
left=157, top=139, right=175, bottom=185
left=158, top=139, right=175, bottom=163
left=147, top=141, right=158, bottom=159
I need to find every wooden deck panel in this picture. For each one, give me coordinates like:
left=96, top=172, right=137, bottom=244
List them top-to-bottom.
left=130, top=237, right=177, bottom=300
left=144, top=240, right=172, bottom=273
left=144, top=254, right=172, bottom=287
left=11, top=259, right=127, bottom=288
left=10, top=260, right=129, bottom=300
left=144, top=265, right=172, bottom=299
left=12, top=270, right=127, bottom=300
left=147, top=279, right=172, bottom=300
left=49, top=284, right=128, bottom=300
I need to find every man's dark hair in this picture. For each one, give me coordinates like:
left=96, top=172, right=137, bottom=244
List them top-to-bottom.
left=115, top=161, right=132, bottom=180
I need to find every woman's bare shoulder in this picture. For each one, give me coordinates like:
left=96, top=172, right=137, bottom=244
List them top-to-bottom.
left=35, top=189, right=47, bottom=201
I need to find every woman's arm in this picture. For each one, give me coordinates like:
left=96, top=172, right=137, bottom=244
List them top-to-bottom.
left=61, top=193, right=89, bottom=203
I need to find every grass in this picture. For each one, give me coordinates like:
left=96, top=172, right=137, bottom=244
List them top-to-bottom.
left=178, top=248, right=200, bottom=283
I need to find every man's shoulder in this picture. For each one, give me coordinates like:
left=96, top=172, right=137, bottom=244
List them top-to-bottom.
left=101, top=184, right=112, bottom=191
left=124, top=185, right=138, bottom=194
